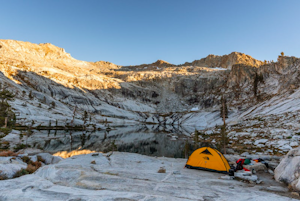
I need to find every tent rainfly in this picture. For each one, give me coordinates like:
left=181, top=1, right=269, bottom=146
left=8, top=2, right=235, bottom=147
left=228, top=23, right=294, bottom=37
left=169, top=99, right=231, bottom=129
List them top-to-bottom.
left=185, top=147, right=230, bottom=174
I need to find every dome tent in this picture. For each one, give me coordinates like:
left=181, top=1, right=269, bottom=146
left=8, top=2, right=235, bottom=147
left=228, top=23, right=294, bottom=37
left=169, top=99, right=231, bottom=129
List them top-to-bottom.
left=185, top=147, right=230, bottom=174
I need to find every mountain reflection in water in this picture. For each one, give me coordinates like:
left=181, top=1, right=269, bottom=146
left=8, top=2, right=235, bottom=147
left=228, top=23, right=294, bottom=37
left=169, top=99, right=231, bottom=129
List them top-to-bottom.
left=25, top=124, right=204, bottom=158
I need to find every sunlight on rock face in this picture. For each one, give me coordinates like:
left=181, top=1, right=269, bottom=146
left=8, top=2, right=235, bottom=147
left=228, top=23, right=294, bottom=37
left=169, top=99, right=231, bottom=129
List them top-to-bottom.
left=53, top=149, right=96, bottom=158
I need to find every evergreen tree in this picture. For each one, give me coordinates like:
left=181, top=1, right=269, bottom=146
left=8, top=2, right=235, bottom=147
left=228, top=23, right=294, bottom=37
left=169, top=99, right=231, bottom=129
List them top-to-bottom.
left=0, top=89, right=15, bottom=128
left=0, top=90, right=14, bottom=104
left=28, top=91, right=33, bottom=100
left=220, top=96, right=228, bottom=118
left=83, top=111, right=88, bottom=121
left=220, top=123, right=228, bottom=154
left=194, top=129, right=199, bottom=148
left=184, top=139, right=190, bottom=159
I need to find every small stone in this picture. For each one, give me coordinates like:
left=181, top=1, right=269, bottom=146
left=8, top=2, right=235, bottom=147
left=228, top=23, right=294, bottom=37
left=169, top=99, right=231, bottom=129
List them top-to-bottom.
left=290, top=142, right=299, bottom=147
left=241, top=152, right=249, bottom=157
left=91, top=160, right=96, bottom=164
left=157, top=167, right=166, bottom=173
left=268, top=169, right=274, bottom=175
left=173, top=170, right=181, bottom=175
left=220, top=175, right=232, bottom=180
left=256, top=180, right=263, bottom=184
left=291, top=192, right=299, bottom=197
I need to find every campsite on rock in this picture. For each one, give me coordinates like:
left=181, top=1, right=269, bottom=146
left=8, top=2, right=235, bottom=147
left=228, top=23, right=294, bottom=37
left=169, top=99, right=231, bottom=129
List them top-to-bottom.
left=2, top=0, right=300, bottom=200
left=1, top=40, right=300, bottom=200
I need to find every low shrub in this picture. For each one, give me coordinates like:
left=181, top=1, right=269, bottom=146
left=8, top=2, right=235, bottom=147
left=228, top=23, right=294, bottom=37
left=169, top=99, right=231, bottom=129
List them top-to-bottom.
left=0, top=128, right=11, bottom=135
left=1, top=141, right=10, bottom=149
left=14, top=143, right=27, bottom=151
left=0, top=150, right=18, bottom=157
left=37, top=155, right=45, bottom=163
left=21, top=156, right=31, bottom=163
left=13, top=160, right=42, bottom=178
left=26, top=161, right=42, bottom=173
left=13, top=169, right=29, bottom=178
left=0, top=173, right=8, bottom=180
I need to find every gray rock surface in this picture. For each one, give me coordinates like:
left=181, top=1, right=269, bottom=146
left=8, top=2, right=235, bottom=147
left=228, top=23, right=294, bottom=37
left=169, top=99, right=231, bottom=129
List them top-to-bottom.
left=275, top=147, right=300, bottom=191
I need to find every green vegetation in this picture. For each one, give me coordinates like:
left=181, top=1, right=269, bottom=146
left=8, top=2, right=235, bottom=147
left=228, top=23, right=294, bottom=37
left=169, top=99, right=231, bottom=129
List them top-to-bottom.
left=0, top=86, right=16, bottom=130
left=28, top=91, right=33, bottom=100
left=220, top=96, right=228, bottom=118
left=83, top=111, right=88, bottom=122
left=216, top=124, right=229, bottom=154
left=0, top=128, right=12, bottom=135
left=194, top=129, right=199, bottom=148
left=184, top=139, right=190, bottom=158
left=14, top=143, right=27, bottom=151
left=13, top=159, right=42, bottom=178
left=13, top=169, right=29, bottom=178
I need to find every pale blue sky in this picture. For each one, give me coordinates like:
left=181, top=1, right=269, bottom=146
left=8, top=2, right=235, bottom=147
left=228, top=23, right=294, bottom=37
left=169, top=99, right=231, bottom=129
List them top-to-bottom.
left=1, top=0, right=299, bottom=65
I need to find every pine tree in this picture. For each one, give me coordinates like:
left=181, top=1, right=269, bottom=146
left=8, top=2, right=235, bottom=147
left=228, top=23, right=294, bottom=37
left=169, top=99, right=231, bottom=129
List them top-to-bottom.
left=0, top=89, right=15, bottom=128
left=0, top=90, right=14, bottom=104
left=28, top=91, right=33, bottom=100
left=220, top=96, right=228, bottom=118
left=51, top=101, right=55, bottom=108
left=83, top=111, right=88, bottom=121
left=194, top=129, right=199, bottom=148
left=184, top=139, right=190, bottom=159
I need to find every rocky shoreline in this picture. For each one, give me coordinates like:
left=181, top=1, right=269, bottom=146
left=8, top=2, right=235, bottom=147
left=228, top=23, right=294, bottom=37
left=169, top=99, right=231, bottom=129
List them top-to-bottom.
left=0, top=150, right=299, bottom=200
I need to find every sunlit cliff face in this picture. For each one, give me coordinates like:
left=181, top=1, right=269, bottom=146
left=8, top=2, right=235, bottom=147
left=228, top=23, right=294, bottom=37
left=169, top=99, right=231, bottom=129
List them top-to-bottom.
left=0, top=39, right=263, bottom=92
left=2, top=39, right=278, bottom=117
left=0, top=40, right=125, bottom=90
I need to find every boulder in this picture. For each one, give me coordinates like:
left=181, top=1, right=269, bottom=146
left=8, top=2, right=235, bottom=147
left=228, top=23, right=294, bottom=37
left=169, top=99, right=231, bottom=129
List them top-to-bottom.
left=254, top=139, right=268, bottom=145
left=275, top=147, right=300, bottom=191
left=32, top=153, right=63, bottom=165
left=0, top=157, right=27, bottom=179
left=234, top=171, right=259, bottom=183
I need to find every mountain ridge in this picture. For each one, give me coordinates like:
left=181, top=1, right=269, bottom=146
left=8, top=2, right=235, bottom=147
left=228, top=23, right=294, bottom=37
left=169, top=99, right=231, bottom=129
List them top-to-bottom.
left=0, top=39, right=263, bottom=70
left=1, top=39, right=300, bottom=156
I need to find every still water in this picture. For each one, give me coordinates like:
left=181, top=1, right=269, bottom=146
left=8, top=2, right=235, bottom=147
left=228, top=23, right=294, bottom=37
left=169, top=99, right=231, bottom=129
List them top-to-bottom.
left=24, top=124, right=203, bottom=158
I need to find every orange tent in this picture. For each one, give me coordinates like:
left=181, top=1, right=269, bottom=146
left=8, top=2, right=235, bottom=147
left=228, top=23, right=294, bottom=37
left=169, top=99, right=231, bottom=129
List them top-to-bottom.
left=185, top=147, right=230, bottom=174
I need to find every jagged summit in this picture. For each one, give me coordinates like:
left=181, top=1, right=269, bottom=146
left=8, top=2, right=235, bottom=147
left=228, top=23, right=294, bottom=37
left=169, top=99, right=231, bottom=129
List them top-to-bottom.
left=0, top=39, right=121, bottom=72
left=0, top=40, right=263, bottom=71
left=122, top=52, right=263, bottom=70
left=191, top=52, right=263, bottom=69
left=122, top=59, right=175, bottom=69
left=152, top=59, right=171, bottom=66
left=92, top=61, right=122, bottom=70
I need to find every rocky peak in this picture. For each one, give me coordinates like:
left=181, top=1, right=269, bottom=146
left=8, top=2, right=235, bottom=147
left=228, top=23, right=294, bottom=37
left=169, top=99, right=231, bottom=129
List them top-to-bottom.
left=0, top=40, right=71, bottom=60
left=191, top=52, right=263, bottom=69
left=121, top=59, right=175, bottom=70
left=152, top=60, right=171, bottom=67
left=92, top=61, right=121, bottom=71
